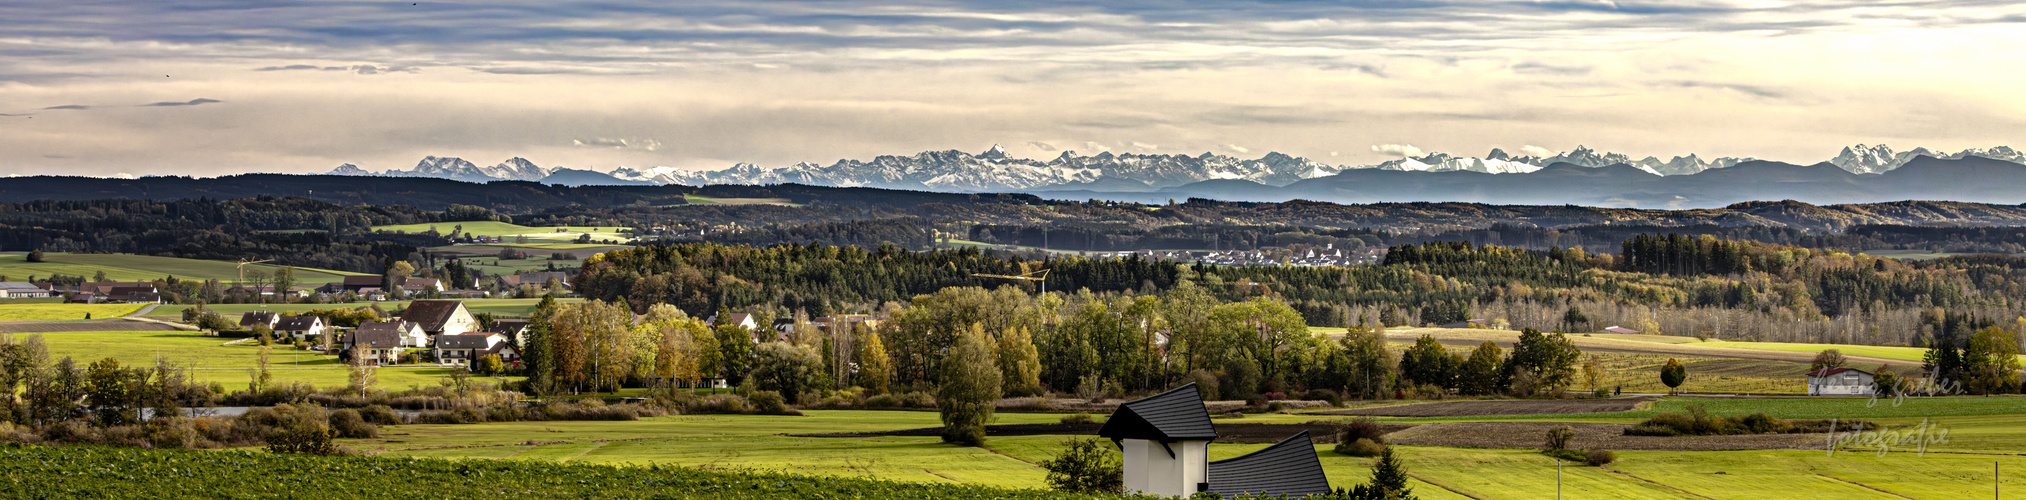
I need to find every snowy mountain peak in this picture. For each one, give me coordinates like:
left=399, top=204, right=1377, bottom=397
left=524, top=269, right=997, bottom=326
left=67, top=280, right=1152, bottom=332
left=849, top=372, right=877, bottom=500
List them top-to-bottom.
left=980, top=144, right=1008, bottom=159
left=1830, top=144, right=2025, bottom=174
left=326, top=163, right=371, bottom=176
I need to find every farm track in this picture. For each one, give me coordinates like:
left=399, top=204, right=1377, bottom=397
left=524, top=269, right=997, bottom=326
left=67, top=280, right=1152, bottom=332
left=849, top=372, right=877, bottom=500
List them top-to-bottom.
left=0, top=318, right=189, bottom=333
left=1380, top=330, right=1904, bottom=367
left=1313, top=398, right=1655, bottom=417
left=1383, top=422, right=1828, bottom=451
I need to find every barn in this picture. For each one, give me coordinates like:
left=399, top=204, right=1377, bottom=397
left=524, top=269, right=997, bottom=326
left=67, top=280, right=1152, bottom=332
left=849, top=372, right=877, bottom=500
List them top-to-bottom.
left=1805, top=367, right=1876, bottom=396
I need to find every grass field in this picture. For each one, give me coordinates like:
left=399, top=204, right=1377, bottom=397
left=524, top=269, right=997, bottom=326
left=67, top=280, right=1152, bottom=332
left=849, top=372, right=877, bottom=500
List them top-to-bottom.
left=682, top=195, right=802, bottom=207
left=372, top=221, right=631, bottom=244
left=0, top=252, right=367, bottom=284
left=145, top=298, right=582, bottom=320
left=0, top=303, right=147, bottom=321
left=345, top=403, right=2026, bottom=498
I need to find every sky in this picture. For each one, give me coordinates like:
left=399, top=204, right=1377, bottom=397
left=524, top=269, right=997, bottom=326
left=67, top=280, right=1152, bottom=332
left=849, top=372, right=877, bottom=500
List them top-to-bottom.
left=3, top=0, right=2024, bottom=178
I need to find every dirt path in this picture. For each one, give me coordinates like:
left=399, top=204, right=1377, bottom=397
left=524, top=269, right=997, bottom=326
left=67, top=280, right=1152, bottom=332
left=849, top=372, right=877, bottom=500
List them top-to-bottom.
left=126, top=304, right=159, bottom=317
left=1313, top=398, right=1654, bottom=417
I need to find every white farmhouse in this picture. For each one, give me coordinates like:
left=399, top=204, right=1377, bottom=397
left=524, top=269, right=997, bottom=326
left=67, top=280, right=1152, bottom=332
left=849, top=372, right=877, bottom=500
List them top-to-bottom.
left=1806, top=367, right=1876, bottom=396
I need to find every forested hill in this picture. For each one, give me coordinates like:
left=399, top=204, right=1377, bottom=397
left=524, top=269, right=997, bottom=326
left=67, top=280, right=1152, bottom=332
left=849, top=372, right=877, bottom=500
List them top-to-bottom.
left=0, top=175, right=1038, bottom=212
left=8, top=175, right=2026, bottom=233
left=576, top=240, right=2026, bottom=347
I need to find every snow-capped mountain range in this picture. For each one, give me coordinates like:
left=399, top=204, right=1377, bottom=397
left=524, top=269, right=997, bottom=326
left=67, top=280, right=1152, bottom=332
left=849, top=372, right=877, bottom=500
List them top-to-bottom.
left=325, top=144, right=2026, bottom=191
left=1830, top=144, right=2026, bottom=174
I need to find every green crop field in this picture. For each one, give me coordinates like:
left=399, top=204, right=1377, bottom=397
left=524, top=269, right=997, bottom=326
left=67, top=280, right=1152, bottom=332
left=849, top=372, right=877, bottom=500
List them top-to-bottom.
left=372, top=221, right=631, bottom=244
left=0, top=252, right=367, bottom=284
left=0, top=303, right=147, bottom=321
left=1687, top=341, right=2026, bottom=365
left=345, top=404, right=2026, bottom=498
left=0, top=446, right=1113, bottom=500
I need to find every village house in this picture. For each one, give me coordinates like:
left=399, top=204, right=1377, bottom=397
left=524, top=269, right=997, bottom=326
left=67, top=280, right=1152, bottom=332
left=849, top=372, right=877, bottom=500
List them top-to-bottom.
left=324, top=276, right=446, bottom=296
left=401, top=300, right=479, bottom=336
left=239, top=311, right=281, bottom=330
left=710, top=312, right=759, bottom=331
left=273, top=315, right=329, bottom=341
left=492, top=318, right=530, bottom=345
left=356, top=320, right=429, bottom=348
left=341, top=328, right=405, bottom=366
left=434, top=332, right=508, bottom=367
left=1806, top=367, right=1876, bottom=396
left=1100, top=383, right=1330, bottom=497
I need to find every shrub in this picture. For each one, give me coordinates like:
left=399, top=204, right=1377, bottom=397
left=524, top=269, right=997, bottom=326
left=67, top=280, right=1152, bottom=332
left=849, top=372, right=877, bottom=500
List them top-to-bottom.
left=1183, top=370, right=1219, bottom=401
left=1299, top=388, right=1342, bottom=407
left=748, top=390, right=797, bottom=415
left=1262, top=391, right=1287, bottom=401
left=862, top=393, right=901, bottom=408
left=686, top=394, right=752, bottom=414
left=265, top=405, right=340, bottom=455
left=359, top=405, right=403, bottom=426
left=328, top=409, right=378, bottom=439
left=1060, top=413, right=1094, bottom=424
left=1337, top=417, right=1387, bottom=444
left=1543, top=425, right=1575, bottom=451
left=1041, top=437, right=1123, bottom=493
left=1335, top=438, right=1387, bottom=457
left=1543, top=448, right=1587, bottom=462
left=1584, top=449, right=1617, bottom=466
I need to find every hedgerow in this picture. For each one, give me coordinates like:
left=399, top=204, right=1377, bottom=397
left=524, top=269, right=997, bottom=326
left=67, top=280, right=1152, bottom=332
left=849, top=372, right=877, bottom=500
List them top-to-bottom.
left=0, top=445, right=1143, bottom=499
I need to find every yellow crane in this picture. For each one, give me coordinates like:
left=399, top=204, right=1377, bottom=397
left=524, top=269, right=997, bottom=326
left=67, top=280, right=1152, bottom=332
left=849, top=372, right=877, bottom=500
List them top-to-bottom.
left=236, top=258, right=274, bottom=287
left=972, top=268, right=1049, bottom=295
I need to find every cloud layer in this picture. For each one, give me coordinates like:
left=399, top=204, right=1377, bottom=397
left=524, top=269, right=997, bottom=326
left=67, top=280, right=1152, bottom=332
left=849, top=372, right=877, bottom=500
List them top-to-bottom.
left=1, top=1, right=2024, bottom=176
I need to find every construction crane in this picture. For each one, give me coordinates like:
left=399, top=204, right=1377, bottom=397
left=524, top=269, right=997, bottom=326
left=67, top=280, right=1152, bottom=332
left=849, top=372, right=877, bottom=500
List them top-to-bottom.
left=236, top=258, right=274, bottom=287
left=972, top=268, right=1049, bottom=295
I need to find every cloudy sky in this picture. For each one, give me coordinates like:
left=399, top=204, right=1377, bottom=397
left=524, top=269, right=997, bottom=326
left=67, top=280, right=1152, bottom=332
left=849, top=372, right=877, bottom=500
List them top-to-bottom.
left=3, top=0, right=2024, bottom=177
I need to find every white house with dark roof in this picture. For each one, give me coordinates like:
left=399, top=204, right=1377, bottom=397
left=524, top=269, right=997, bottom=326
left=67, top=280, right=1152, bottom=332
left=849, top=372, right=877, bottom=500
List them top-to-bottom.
left=0, top=282, right=56, bottom=299
left=400, top=300, right=478, bottom=336
left=239, top=311, right=281, bottom=329
left=273, top=315, right=329, bottom=340
left=356, top=320, right=428, bottom=348
left=434, top=332, right=507, bottom=367
left=1806, top=367, right=1876, bottom=395
left=1099, top=383, right=1330, bottom=498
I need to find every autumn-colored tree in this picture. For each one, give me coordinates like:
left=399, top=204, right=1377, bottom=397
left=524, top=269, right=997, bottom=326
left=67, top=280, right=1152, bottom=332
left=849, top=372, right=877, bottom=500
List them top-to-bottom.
left=857, top=325, right=892, bottom=394
left=997, top=326, right=1043, bottom=396
left=1660, top=358, right=1687, bottom=394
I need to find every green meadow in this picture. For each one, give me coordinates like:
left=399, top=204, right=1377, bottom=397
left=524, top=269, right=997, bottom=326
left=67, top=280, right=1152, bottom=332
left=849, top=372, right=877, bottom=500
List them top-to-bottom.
left=0, top=252, right=367, bottom=284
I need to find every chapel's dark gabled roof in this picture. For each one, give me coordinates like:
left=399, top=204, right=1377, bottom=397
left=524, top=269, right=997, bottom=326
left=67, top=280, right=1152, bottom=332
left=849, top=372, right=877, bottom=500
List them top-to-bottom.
left=1097, top=383, right=1218, bottom=442
left=1205, top=431, right=1331, bottom=498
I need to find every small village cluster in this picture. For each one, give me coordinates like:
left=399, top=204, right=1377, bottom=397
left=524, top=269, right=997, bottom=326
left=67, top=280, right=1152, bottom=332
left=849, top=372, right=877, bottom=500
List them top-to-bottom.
left=1094, top=245, right=1386, bottom=268
left=0, top=271, right=575, bottom=305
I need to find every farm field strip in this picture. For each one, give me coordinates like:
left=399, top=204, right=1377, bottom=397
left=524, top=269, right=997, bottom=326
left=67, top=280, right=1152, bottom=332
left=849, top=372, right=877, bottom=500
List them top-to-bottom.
left=370, top=221, right=631, bottom=244
left=0, top=252, right=365, bottom=284
left=143, top=298, right=581, bottom=320
left=0, top=303, right=146, bottom=321
left=1683, top=341, right=2026, bottom=365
